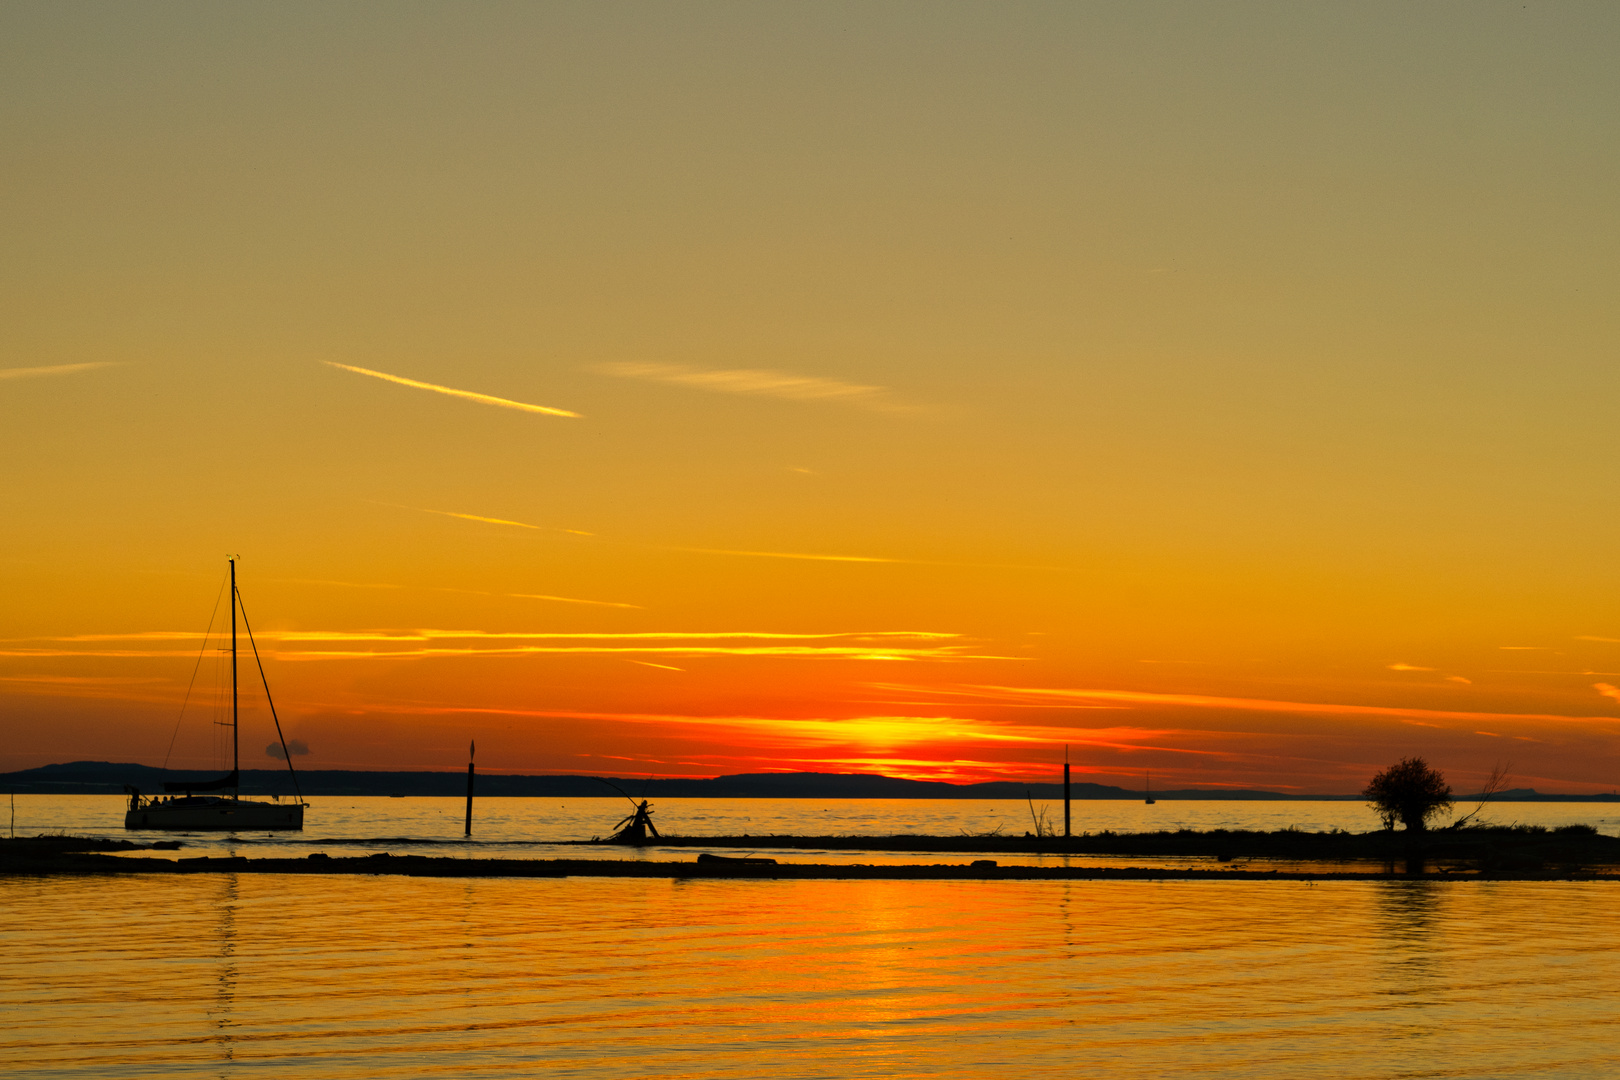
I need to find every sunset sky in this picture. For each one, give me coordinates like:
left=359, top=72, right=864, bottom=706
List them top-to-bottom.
left=4, top=2, right=1619, bottom=794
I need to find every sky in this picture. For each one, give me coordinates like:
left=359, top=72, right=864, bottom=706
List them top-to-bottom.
left=3, top=2, right=1619, bottom=794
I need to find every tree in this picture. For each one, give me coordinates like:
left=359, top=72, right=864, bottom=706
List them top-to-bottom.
left=1363, top=757, right=1453, bottom=832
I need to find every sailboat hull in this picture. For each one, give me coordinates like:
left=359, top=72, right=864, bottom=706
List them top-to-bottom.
left=124, top=797, right=304, bottom=831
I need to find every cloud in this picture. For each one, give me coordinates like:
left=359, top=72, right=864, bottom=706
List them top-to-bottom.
left=0, top=362, right=120, bottom=381
left=325, top=362, right=579, bottom=417
left=596, top=362, right=916, bottom=412
left=379, top=499, right=1070, bottom=572
left=379, top=502, right=594, bottom=536
left=663, top=544, right=1072, bottom=572
left=672, top=545, right=911, bottom=564
left=272, top=569, right=636, bottom=609
left=510, top=593, right=639, bottom=610
left=4, top=628, right=998, bottom=663
left=255, top=628, right=998, bottom=662
left=14, top=629, right=959, bottom=643
left=278, top=629, right=961, bottom=643
left=1578, top=636, right=1620, bottom=644
left=274, top=643, right=1003, bottom=662
left=1387, top=663, right=1435, bottom=671
left=0, top=675, right=163, bottom=684
left=1446, top=676, right=1473, bottom=685
left=876, top=682, right=1620, bottom=727
left=1596, top=683, right=1620, bottom=705
left=347, top=701, right=1179, bottom=755
left=266, top=739, right=311, bottom=759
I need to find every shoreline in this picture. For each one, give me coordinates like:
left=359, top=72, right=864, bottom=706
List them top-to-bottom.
left=7, top=826, right=1617, bottom=881
left=3, top=849, right=1617, bottom=883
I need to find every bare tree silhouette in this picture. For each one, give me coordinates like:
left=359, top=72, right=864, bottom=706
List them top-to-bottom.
left=1451, top=761, right=1513, bottom=829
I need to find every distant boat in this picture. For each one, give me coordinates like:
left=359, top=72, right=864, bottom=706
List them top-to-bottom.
left=124, top=559, right=307, bottom=831
left=1144, top=771, right=1155, bottom=805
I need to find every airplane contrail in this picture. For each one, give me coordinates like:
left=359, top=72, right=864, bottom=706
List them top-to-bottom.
left=0, top=362, right=121, bottom=381
left=324, top=362, right=580, bottom=417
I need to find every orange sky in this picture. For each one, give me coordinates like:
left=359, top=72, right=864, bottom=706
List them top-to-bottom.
left=4, top=4, right=1619, bottom=793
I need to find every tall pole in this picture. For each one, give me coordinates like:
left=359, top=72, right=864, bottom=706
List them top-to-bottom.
left=230, top=557, right=239, bottom=802
left=464, top=740, right=475, bottom=837
left=1063, top=744, right=1071, bottom=838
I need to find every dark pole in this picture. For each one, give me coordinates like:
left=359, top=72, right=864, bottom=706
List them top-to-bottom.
left=230, top=557, right=239, bottom=802
left=464, top=740, right=475, bottom=837
left=1063, top=744, right=1071, bottom=838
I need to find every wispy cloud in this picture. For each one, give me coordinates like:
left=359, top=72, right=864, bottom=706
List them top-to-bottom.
left=0, top=362, right=120, bottom=381
left=325, top=362, right=579, bottom=418
left=596, top=362, right=917, bottom=413
left=387, top=498, right=1069, bottom=572
left=374, top=502, right=593, bottom=537
left=663, top=544, right=1073, bottom=572
left=672, top=546, right=910, bottom=564
left=275, top=567, right=633, bottom=609
left=509, top=593, right=638, bottom=609
left=1, top=629, right=998, bottom=663
left=12, top=629, right=959, bottom=644
left=264, top=629, right=986, bottom=662
left=271, top=630, right=962, bottom=643
left=1578, top=636, right=1620, bottom=644
left=274, top=644, right=1001, bottom=662
left=1387, top=663, right=1435, bottom=672
left=0, top=674, right=174, bottom=703
left=0, top=675, right=164, bottom=684
left=876, top=683, right=1620, bottom=727
left=1596, top=683, right=1620, bottom=706
left=345, top=701, right=1175, bottom=755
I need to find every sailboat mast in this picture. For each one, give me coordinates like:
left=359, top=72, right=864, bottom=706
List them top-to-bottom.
left=230, top=557, right=238, bottom=800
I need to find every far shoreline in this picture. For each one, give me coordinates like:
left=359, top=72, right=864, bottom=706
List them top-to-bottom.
left=6, top=762, right=1618, bottom=802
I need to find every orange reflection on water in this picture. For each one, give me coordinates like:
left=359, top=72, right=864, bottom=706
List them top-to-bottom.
left=7, top=872, right=1620, bottom=1077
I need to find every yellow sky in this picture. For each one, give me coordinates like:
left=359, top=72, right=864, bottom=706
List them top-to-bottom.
left=4, top=3, right=1619, bottom=792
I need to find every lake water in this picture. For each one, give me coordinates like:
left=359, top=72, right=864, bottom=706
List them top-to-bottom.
left=11, top=794, right=1620, bottom=863
left=7, top=797, right=1620, bottom=1077
left=5, top=870, right=1618, bottom=1078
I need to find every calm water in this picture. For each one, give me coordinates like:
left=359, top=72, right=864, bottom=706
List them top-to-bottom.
left=12, top=795, right=1620, bottom=864
left=4, top=872, right=1617, bottom=1078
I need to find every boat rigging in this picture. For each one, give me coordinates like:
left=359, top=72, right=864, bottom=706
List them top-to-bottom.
left=124, top=558, right=307, bottom=831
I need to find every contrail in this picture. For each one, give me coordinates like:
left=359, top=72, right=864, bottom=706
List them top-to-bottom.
left=0, top=362, right=120, bottom=381
left=324, top=362, right=580, bottom=417
left=377, top=500, right=1071, bottom=572
left=372, top=502, right=593, bottom=535
left=667, top=544, right=1073, bottom=572
left=672, top=546, right=907, bottom=564
left=508, top=594, right=642, bottom=610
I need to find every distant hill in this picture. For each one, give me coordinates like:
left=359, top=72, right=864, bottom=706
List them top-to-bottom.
left=4, top=762, right=1613, bottom=801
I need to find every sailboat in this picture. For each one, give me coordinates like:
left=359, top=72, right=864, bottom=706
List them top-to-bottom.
left=124, top=559, right=307, bottom=831
left=1144, top=771, right=1155, bottom=805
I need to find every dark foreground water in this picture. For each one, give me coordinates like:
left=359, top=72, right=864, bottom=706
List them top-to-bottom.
left=4, top=872, right=1618, bottom=1078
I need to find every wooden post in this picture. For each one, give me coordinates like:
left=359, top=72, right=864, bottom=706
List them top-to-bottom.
left=464, top=740, right=475, bottom=837
left=1063, top=745, right=1071, bottom=838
